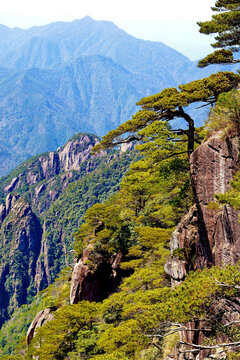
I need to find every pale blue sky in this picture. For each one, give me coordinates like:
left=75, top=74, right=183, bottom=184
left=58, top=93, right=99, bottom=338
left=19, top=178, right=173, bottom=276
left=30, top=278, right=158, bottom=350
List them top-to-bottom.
left=0, top=0, right=216, bottom=60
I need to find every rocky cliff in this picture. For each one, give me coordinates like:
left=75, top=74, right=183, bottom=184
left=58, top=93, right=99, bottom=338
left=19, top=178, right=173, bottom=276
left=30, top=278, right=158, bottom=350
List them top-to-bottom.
left=25, top=132, right=240, bottom=357
left=165, top=132, right=240, bottom=359
left=165, top=132, right=240, bottom=286
left=0, top=133, right=134, bottom=328
left=1, top=133, right=104, bottom=214
left=0, top=134, right=101, bottom=327
left=70, top=245, right=122, bottom=304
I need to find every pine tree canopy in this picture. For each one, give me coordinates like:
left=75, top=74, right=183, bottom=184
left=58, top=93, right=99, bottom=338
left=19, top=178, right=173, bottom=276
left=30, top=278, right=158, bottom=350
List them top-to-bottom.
left=198, top=0, right=240, bottom=67
left=94, top=71, right=240, bottom=157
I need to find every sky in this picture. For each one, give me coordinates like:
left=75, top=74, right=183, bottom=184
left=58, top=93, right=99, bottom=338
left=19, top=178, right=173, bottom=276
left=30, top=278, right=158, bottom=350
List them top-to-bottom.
left=0, top=0, right=216, bottom=60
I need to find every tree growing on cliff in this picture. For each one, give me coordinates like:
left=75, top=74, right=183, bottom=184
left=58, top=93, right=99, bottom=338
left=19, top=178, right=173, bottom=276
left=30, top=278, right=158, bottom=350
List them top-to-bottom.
left=198, top=0, right=240, bottom=67
left=94, top=71, right=240, bottom=158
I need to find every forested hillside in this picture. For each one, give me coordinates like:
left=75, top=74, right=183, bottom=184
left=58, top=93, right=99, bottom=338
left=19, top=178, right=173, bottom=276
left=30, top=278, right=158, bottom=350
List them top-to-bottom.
left=0, top=1, right=240, bottom=359
left=1, top=88, right=240, bottom=359
left=0, top=133, right=137, bottom=329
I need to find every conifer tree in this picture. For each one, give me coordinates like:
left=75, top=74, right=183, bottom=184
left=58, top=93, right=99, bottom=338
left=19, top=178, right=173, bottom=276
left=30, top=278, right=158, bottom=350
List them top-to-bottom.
left=198, top=0, right=240, bottom=67
left=94, top=72, right=240, bottom=158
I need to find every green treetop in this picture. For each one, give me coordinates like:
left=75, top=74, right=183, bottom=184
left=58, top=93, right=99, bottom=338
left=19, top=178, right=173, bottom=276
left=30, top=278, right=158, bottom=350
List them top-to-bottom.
left=198, top=0, right=240, bottom=67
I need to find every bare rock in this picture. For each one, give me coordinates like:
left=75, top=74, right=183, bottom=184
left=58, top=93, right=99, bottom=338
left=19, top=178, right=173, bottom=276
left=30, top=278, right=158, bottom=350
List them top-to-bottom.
left=166, top=132, right=240, bottom=359
left=166, top=133, right=240, bottom=289
left=190, top=133, right=240, bottom=268
left=58, top=134, right=106, bottom=173
left=120, top=141, right=135, bottom=154
left=4, top=177, right=19, bottom=193
left=34, top=184, right=45, bottom=197
left=0, top=204, right=6, bottom=225
left=165, top=205, right=198, bottom=286
left=70, top=246, right=122, bottom=304
left=26, top=308, right=54, bottom=346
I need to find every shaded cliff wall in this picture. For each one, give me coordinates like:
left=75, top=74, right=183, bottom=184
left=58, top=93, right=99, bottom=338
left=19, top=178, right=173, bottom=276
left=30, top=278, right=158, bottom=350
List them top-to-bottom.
left=0, top=195, right=42, bottom=327
left=70, top=246, right=123, bottom=304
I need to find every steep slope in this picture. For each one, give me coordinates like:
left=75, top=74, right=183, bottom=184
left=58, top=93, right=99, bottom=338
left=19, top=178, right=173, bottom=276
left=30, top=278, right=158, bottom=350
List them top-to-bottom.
left=1, top=123, right=240, bottom=359
left=23, top=132, right=240, bottom=360
left=164, top=132, right=240, bottom=359
left=165, top=132, right=240, bottom=286
left=0, top=133, right=136, bottom=327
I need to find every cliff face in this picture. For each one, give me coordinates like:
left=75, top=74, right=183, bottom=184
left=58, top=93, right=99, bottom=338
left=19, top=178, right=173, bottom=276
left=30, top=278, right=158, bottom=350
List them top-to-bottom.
left=26, top=132, right=240, bottom=356
left=165, top=132, right=240, bottom=359
left=165, top=133, right=240, bottom=286
left=0, top=134, right=112, bottom=327
left=2, top=134, right=104, bottom=214
left=0, top=195, right=42, bottom=327
left=70, top=246, right=122, bottom=304
left=26, top=308, right=55, bottom=346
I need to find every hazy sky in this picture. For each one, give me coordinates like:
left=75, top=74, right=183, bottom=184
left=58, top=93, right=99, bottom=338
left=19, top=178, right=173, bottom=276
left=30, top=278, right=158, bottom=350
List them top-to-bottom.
left=0, top=0, right=216, bottom=60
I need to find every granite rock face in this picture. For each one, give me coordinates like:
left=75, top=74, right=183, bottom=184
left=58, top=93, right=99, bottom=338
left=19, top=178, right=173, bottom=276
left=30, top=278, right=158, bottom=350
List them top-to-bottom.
left=165, top=132, right=240, bottom=359
left=165, top=133, right=240, bottom=285
left=191, top=133, right=240, bottom=268
left=3, top=134, right=103, bottom=213
left=0, top=197, right=42, bottom=327
left=70, top=246, right=122, bottom=304
left=26, top=308, right=55, bottom=346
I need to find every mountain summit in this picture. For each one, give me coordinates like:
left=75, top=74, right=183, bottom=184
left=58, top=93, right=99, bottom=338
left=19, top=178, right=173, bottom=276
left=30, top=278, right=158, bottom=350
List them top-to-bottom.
left=0, top=17, right=192, bottom=82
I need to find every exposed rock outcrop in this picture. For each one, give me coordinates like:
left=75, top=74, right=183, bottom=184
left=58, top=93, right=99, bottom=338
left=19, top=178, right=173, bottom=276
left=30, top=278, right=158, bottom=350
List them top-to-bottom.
left=165, top=132, right=240, bottom=359
left=0, top=133, right=110, bottom=327
left=165, top=133, right=240, bottom=285
left=3, top=134, right=104, bottom=213
left=0, top=197, right=42, bottom=327
left=70, top=245, right=122, bottom=304
left=26, top=247, right=123, bottom=347
left=26, top=308, right=55, bottom=346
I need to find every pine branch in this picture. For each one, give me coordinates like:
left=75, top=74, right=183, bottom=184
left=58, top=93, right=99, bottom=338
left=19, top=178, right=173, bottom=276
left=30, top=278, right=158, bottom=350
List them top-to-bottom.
left=112, top=134, right=143, bottom=145
left=214, top=278, right=240, bottom=290
left=223, top=320, right=240, bottom=327
left=180, top=340, right=240, bottom=350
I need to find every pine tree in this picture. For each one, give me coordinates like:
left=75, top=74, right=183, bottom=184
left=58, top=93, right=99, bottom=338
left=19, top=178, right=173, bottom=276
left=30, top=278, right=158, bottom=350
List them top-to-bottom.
left=198, top=0, right=240, bottom=67
left=94, top=72, right=240, bottom=157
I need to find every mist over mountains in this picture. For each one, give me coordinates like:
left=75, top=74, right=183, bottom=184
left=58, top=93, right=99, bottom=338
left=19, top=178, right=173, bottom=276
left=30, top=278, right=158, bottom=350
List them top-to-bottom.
left=0, top=16, right=233, bottom=176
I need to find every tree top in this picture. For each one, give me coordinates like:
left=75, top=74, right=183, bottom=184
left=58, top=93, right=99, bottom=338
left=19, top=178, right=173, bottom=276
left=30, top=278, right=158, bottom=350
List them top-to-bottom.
left=198, top=0, right=240, bottom=67
left=93, top=72, right=240, bottom=151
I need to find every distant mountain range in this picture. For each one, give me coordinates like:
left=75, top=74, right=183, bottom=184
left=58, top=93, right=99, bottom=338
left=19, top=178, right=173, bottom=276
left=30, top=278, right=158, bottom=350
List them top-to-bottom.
left=0, top=16, right=237, bottom=176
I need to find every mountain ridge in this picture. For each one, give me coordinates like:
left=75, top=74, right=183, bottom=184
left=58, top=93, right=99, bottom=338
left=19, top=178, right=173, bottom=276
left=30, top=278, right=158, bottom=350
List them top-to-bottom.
left=0, top=16, right=236, bottom=176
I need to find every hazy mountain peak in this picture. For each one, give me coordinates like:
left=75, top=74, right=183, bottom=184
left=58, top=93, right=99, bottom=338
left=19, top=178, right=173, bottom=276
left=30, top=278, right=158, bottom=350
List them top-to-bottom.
left=0, top=17, right=214, bottom=176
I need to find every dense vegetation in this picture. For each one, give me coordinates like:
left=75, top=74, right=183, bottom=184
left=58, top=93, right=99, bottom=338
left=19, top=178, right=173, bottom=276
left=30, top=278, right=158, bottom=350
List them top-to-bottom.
left=1, top=1, right=240, bottom=359
left=4, top=103, right=239, bottom=358
left=1, top=117, right=194, bottom=358
left=0, top=134, right=137, bottom=328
